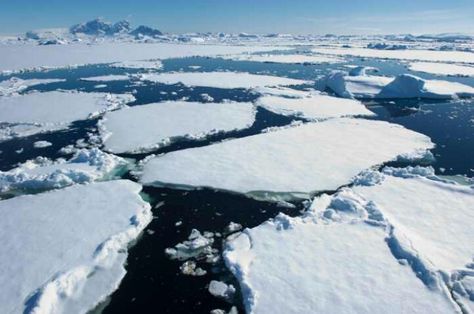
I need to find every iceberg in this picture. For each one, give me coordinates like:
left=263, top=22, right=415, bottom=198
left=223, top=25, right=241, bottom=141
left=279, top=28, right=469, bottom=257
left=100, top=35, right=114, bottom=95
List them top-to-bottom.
left=139, top=71, right=310, bottom=89
left=0, top=91, right=134, bottom=140
left=256, top=92, right=374, bottom=120
left=100, top=101, right=256, bottom=153
left=140, top=118, right=433, bottom=198
left=0, top=180, right=151, bottom=314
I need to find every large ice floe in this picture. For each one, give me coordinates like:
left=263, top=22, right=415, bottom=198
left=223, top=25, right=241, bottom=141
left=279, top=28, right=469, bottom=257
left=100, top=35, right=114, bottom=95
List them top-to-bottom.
left=312, top=47, right=474, bottom=64
left=221, top=53, right=343, bottom=64
left=409, top=62, right=474, bottom=77
left=139, top=71, right=309, bottom=89
left=323, top=71, right=474, bottom=99
left=0, top=77, right=66, bottom=96
left=0, top=91, right=134, bottom=140
left=256, top=92, right=374, bottom=120
left=100, top=101, right=256, bottom=153
left=140, top=118, right=433, bottom=199
left=0, top=148, right=125, bottom=194
left=224, top=168, right=474, bottom=313
left=0, top=180, right=151, bottom=314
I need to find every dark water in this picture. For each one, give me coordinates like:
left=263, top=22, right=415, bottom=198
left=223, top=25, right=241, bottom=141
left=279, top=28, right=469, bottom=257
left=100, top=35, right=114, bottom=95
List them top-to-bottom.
left=1, top=56, right=473, bottom=313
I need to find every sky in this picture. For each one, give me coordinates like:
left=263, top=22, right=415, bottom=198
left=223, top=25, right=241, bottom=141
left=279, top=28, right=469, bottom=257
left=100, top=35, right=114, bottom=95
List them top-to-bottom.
left=1, top=0, right=473, bottom=35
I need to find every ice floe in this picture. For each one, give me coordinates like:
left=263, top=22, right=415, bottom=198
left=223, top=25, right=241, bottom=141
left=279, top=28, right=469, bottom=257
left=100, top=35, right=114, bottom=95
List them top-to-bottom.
left=313, top=47, right=474, bottom=64
left=222, top=53, right=342, bottom=64
left=109, top=59, right=163, bottom=70
left=409, top=62, right=474, bottom=77
left=139, top=71, right=309, bottom=89
left=324, top=72, right=474, bottom=99
left=80, top=74, right=131, bottom=82
left=0, top=77, right=65, bottom=96
left=0, top=91, right=134, bottom=140
left=256, top=92, right=374, bottom=120
left=100, top=101, right=256, bottom=153
left=140, top=118, right=433, bottom=198
left=33, top=140, right=53, bottom=148
left=0, top=148, right=125, bottom=194
left=0, top=180, right=151, bottom=314
left=224, top=213, right=457, bottom=313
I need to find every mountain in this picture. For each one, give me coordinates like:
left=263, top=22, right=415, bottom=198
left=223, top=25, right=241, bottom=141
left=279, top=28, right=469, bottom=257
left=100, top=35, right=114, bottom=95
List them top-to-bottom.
left=129, top=25, right=163, bottom=38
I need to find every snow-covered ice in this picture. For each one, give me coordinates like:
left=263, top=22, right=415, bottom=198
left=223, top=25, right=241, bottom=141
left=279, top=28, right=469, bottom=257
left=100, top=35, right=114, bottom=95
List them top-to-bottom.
left=312, top=47, right=474, bottom=64
left=222, top=53, right=342, bottom=64
left=109, top=59, right=163, bottom=70
left=409, top=62, right=474, bottom=77
left=140, top=71, right=310, bottom=89
left=324, top=72, right=474, bottom=99
left=80, top=75, right=131, bottom=82
left=0, top=77, right=65, bottom=96
left=0, top=91, right=134, bottom=140
left=256, top=92, right=374, bottom=120
left=100, top=101, right=256, bottom=153
left=140, top=118, right=433, bottom=198
left=33, top=140, right=53, bottom=148
left=0, top=148, right=126, bottom=193
left=0, top=180, right=151, bottom=314
left=224, top=214, right=457, bottom=313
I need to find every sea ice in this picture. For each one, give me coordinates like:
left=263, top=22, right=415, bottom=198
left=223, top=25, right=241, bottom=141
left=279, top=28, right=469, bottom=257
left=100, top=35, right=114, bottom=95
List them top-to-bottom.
left=222, top=53, right=342, bottom=64
left=109, top=59, right=163, bottom=70
left=409, top=62, right=474, bottom=77
left=139, top=71, right=309, bottom=89
left=80, top=75, right=131, bottom=82
left=0, top=77, right=65, bottom=96
left=0, top=91, right=134, bottom=140
left=256, top=92, right=374, bottom=120
left=100, top=101, right=256, bottom=153
left=140, top=118, right=433, bottom=198
left=33, top=140, right=53, bottom=148
left=0, top=148, right=125, bottom=193
left=0, top=180, right=151, bottom=314
left=224, top=214, right=457, bottom=313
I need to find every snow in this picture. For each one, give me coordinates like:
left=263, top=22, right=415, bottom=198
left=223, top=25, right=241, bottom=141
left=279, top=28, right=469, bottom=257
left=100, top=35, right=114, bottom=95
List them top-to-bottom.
left=0, top=42, right=292, bottom=73
left=312, top=47, right=474, bottom=64
left=222, top=53, right=343, bottom=64
left=110, top=59, right=163, bottom=70
left=409, top=62, right=474, bottom=76
left=139, top=71, right=310, bottom=89
left=324, top=72, right=474, bottom=99
left=80, top=75, right=131, bottom=82
left=0, top=77, right=65, bottom=96
left=0, top=91, right=134, bottom=140
left=257, top=92, right=374, bottom=120
left=100, top=101, right=256, bottom=153
left=140, top=118, right=433, bottom=198
left=0, top=148, right=125, bottom=193
left=353, top=173, right=474, bottom=272
left=0, top=180, right=151, bottom=314
left=224, top=214, right=457, bottom=314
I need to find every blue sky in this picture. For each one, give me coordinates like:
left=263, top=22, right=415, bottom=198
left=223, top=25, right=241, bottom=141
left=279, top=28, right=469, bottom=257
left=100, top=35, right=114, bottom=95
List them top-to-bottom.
left=1, top=0, right=473, bottom=35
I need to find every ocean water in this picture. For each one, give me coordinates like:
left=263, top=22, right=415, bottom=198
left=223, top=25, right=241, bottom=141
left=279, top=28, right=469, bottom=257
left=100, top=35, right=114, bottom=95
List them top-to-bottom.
left=1, top=55, right=473, bottom=313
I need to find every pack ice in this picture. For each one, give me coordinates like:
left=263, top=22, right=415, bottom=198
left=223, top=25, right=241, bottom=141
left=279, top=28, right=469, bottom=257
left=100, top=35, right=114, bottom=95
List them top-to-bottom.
left=222, top=53, right=343, bottom=64
left=409, top=62, right=474, bottom=77
left=140, top=71, right=309, bottom=89
left=324, top=71, right=474, bottom=99
left=0, top=77, right=65, bottom=96
left=0, top=91, right=134, bottom=140
left=256, top=92, right=374, bottom=120
left=100, top=101, right=256, bottom=153
left=140, top=118, right=433, bottom=198
left=0, top=148, right=125, bottom=193
left=224, top=169, right=474, bottom=313
left=0, top=180, right=151, bottom=314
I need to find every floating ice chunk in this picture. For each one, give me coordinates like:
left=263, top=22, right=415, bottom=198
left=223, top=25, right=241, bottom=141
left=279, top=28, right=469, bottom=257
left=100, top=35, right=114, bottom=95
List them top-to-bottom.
left=312, top=47, right=474, bottom=64
left=222, top=53, right=343, bottom=64
left=110, top=59, right=163, bottom=70
left=409, top=62, right=474, bottom=77
left=348, top=66, right=378, bottom=76
left=140, top=71, right=310, bottom=89
left=325, top=72, right=474, bottom=99
left=80, top=75, right=131, bottom=82
left=0, top=77, right=65, bottom=96
left=252, top=86, right=314, bottom=98
left=0, top=91, right=134, bottom=140
left=257, top=92, right=374, bottom=120
left=100, top=101, right=256, bottom=153
left=141, top=118, right=433, bottom=198
left=33, top=140, right=53, bottom=148
left=0, top=148, right=126, bottom=193
left=353, top=174, right=474, bottom=272
left=0, top=180, right=152, bottom=314
left=224, top=215, right=456, bottom=313
left=225, top=222, right=243, bottom=234
left=165, top=229, right=216, bottom=262
left=180, top=260, right=207, bottom=276
left=208, top=280, right=236, bottom=301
